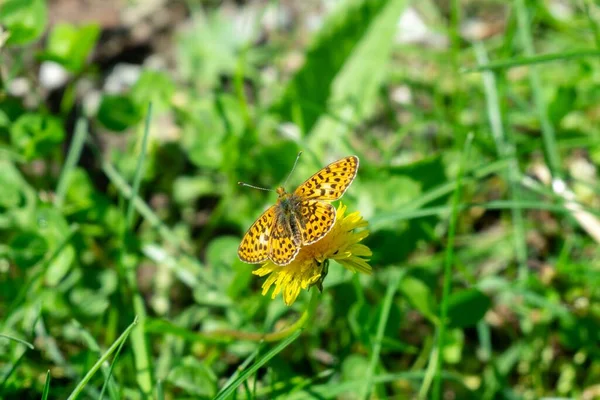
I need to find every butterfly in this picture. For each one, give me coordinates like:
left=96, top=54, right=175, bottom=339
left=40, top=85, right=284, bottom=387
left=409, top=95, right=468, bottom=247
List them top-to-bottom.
left=238, top=154, right=359, bottom=266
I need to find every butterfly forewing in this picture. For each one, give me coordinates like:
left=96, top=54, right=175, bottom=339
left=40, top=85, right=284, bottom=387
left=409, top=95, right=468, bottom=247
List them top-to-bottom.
left=294, top=155, right=359, bottom=200
left=299, top=200, right=336, bottom=244
left=238, top=206, right=276, bottom=263
left=269, top=219, right=300, bottom=265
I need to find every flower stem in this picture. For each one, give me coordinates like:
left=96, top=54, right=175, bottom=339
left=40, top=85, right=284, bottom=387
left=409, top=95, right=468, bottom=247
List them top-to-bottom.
left=213, top=289, right=320, bottom=342
left=147, top=290, right=321, bottom=343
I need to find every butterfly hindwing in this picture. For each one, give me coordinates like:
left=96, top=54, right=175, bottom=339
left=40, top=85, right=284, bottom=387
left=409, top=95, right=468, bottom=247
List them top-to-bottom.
left=294, top=155, right=359, bottom=200
left=299, top=200, right=336, bottom=244
left=238, top=206, right=275, bottom=263
left=269, top=217, right=300, bottom=266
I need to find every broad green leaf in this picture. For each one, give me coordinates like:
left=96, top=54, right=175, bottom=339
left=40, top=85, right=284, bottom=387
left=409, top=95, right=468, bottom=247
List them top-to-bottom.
left=0, top=0, right=47, bottom=46
left=273, top=0, right=406, bottom=142
left=274, top=0, right=404, bottom=134
left=310, top=0, right=407, bottom=144
left=176, top=9, right=255, bottom=89
left=41, top=23, right=100, bottom=72
left=131, top=70, right=175, bottom=112
left=548, top=86, right=576, bottom=127
left=97, top=94, right=143, bottom=132
left=181, top=94, right=244, bottom=169
left=10, top=113, right=65, bottom=160
left=0, top=160, right=37, bottom=229
left=173, top=175, right=217, bottom=204
left=36, top=207, right=76, bottom=286
left=9, top=231, right=48, bottom=268
left=206, top=236, right=239, bottom=269
left=399, top=275, right=438, bottom=322
left=69, top=288, right=110, bottom=317
left=446, top=289, right=492, bottom=329
left=442, top=329, right=464, bottom=364
left=342, top=354, right=370, bottom=382
left=167, top=356, right=217, bottom=398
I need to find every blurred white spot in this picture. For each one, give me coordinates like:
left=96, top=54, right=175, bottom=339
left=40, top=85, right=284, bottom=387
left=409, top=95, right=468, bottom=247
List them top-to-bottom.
left=547, top=0, right=574, bottom=20
left=396, top=8, right=448, bottom=48
left=39, top=61, right=70, bottom=90
left=104, top=63, right=141, bottom=93
left=8, top=77, right=30, bottom=97
left=390, top=85, right=412, bottom=105
left=83, top=90, right=102, bottom=116
left=278, top=122, right=301, bottom=140
left=570, top=157, right=596, bottom=182
left=0, top=259, right=9, bottom=273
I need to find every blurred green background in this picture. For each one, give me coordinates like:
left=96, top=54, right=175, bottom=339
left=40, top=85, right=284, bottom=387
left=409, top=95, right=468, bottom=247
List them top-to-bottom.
left=1, top=0, right=600, bottom=398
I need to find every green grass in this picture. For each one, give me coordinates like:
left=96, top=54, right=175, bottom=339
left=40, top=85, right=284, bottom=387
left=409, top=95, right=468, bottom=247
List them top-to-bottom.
left=2, top=0, right=600, bottom=399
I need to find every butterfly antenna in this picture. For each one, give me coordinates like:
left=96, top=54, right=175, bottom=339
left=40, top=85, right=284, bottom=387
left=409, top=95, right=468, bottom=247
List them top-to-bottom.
left=283, top=151, right=303, bottom=188
left=237, top=182, right=275, bottom=192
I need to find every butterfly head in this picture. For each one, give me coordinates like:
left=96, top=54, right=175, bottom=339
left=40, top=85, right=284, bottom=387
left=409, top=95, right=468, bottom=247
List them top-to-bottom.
left=276, top=187, right=287, bottom=197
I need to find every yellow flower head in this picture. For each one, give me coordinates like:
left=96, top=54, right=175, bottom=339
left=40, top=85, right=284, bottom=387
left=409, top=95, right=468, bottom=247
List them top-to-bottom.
left=252, top=204, right=372, bottom=305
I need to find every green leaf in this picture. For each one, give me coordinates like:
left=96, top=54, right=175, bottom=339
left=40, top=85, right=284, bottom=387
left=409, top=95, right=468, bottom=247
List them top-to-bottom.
left=0, top=0, right=47, bottom=46
left=274, top=0, right=407, bottom=135
left=176, top=10, right=253, bottom=88
left=41, top=23, right=100, bottom=72
left=131, top=70, right=175, bottom=112
left=548, top=86, right=576, bottom=127
left=181, top=94, right=244, bottom=169
left=97, top=95, right=143, bottom=132
left=10, top=113, right=65, bottom=160
left=0, top=160, right=37, bottom=229
left=0, top=168, right=24, bottom=211
left=173, top=175, right=216, bottom=204
left=9, top=231, right=48, bottom=268
left=206, top=236, right=239, bottom=269
left=399, top=276, right=438, bottom=322
left=69, top=288, right=110, bottom=317
left=446, top=289, right=492, bottom=329
left=442, top=329, right=464, bottom=364
left=341, top=354, right=370, bottom=382
left=168, top=356, right=218, bottom=397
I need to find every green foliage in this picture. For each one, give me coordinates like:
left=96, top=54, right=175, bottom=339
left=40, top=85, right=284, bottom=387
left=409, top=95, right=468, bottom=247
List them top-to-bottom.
left=0, top=0, right=47, bottom=45
left=2, top=0, right=600, bottom=399
left=41, top=23, right=100, bottom=73
left=97, top=95, right=143, bottom=132
left=10, top=113, right=65, bottom=160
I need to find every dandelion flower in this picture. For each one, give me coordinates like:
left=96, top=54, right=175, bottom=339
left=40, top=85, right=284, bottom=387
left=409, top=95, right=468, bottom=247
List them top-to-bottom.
left=252, top=203, right=372, bottom=305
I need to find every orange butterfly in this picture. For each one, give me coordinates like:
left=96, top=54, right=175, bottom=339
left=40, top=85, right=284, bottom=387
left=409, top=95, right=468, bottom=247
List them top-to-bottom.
left=238, top=154, right=359, bottom=266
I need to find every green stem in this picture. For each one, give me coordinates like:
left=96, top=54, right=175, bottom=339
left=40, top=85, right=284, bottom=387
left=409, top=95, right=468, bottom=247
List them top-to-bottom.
left=422, top=134, right=472, bottom=400
left=206, top=288, right=319, bottom=342
left=146, top=290, right=320, bottom=343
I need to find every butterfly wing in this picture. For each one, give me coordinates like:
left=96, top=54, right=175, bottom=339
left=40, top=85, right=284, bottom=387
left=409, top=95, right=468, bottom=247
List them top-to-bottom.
left=294, top=155, right=359, bottom=200
left=299, top=200, right=336, bottom=244
left=238, top=206, right=276, bottom=264
left=269, top=217, right=300, bottom=266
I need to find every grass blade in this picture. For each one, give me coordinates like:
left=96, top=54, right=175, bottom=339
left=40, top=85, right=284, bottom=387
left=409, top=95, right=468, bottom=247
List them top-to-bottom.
left=514, top=0, right=561, bottom=177
left=475, top=41, right=528, bottom=280
left=461, top=49, right=600, bottom=73
left=119, top=102, right=154, bottom=396
left=55, top=117, right=88, bottom=208
left=420, top=133, right=473, bottom=399
left=359, top=270, right=402, bottom=399
left=66, top=317, right=138, bottom=400
left=214, top=330, right=302, bottom=400
left=0, top=333, right=34, bottom=349
left=41, top=370, right=51, bottom=400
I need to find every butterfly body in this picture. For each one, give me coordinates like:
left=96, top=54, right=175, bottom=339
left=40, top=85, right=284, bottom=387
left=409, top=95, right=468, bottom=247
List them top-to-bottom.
left=239, top=155, right=359, bottom=266
left=274, top=188, right=304, bottom=246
